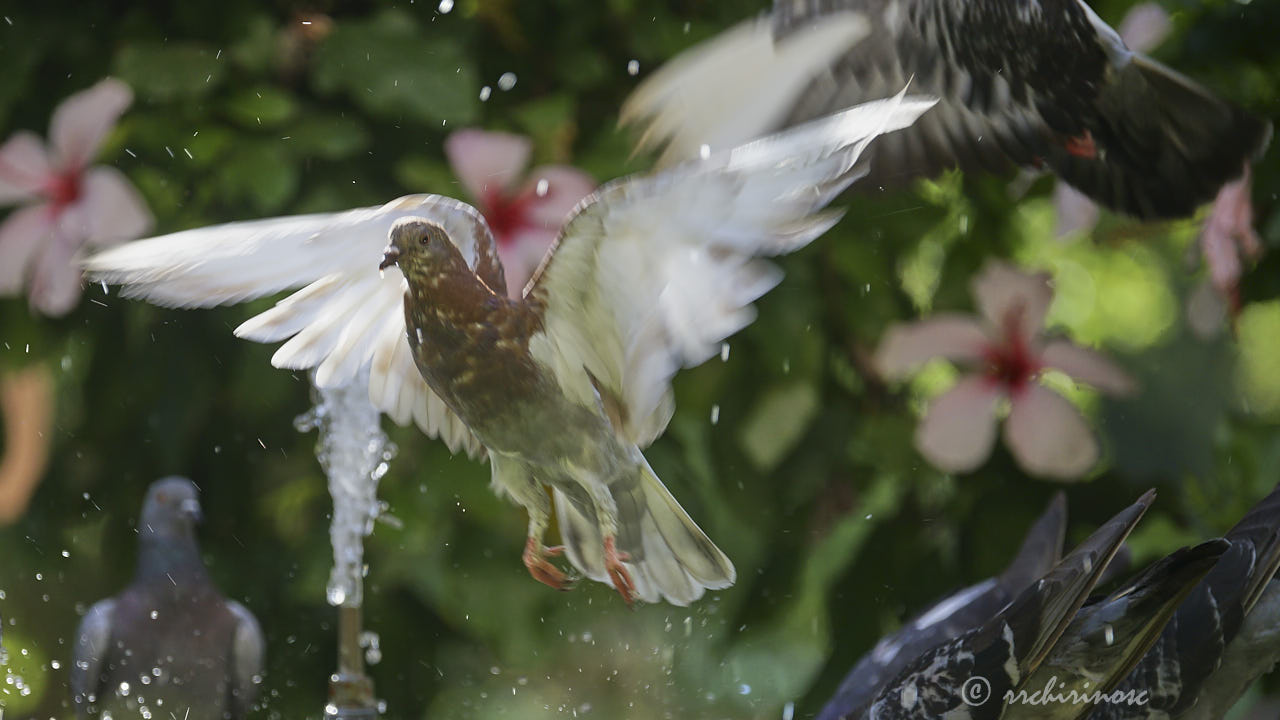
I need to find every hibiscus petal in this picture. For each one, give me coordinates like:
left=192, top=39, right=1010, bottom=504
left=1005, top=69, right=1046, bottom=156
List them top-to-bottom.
left=1117, top=3, right=1171, bottom=54
left=49, top=78, right=132, bottom=170
left=443, top=129, right=532, bottom=202
left=0, top=132, right=53, bottom=203
left=521, top=165, right=597, bottom=229
left=78, top=166, right=154, bottom=246
left=1200, top=169, right=1261, bottom=295
left=0, top=204, right=55, bottom=294
left=502, top=228, right=559, bottom=298
left=27, top=230, right=83, bottom=316
left=971, top=260, right=1052, bottom=341
left=874, top=315, right=991, bottom=379
left=1040, top=340, right=1136, bottom=396
left=915, top=376, right=1002, bottom=473
left=1004, top=385, right=1098, bottom=479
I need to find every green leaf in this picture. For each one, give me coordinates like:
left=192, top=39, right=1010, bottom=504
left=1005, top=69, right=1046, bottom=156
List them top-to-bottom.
left=311, top=10, right=479, bottom=125
left=114, top=41, right=226, bottom=101
left=224, top=86, right=297, bottom=128
left=285, top=113, right=370, bottom=160
left=215, top=142, right=299, bottom=213
left=393, top=155, right=464, bottom=195
left=738, top=382, right=820, bottom=473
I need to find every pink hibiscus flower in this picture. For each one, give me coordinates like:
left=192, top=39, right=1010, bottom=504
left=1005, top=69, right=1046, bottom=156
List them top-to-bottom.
left=0, top=78, right=152, bottom=316
left=443, top=129, right=595, bottom=297
left=1200, top=165, right=1262, bottom=308
left=875, top=261, right=1136, bottom=479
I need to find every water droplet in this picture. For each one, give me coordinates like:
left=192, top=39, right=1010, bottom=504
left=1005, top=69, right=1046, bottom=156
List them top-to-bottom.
left=438, top=0, right=454, bottom=12
left=626, top=60, right=639, bottom=76
left=497, top=72, right=517, bottom=91
left=479, top=86, right=492, bottom=102
left=699, top=144, right=711, bottom=159
left=535, top=178, right=549, bottom=197
left=710, top=405, right=720, bottom=425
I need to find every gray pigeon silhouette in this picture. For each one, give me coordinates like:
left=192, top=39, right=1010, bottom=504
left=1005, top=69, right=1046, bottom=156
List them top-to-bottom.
left=71, top=477, right=265, bottom=719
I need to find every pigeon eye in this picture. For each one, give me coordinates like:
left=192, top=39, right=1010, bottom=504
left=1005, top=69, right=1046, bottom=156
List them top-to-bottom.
left=419, top=234, right=431, bottom=247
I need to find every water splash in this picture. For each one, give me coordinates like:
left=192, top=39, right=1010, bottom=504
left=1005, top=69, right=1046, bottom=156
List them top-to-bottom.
left=296, top=368, right=396, bottom=608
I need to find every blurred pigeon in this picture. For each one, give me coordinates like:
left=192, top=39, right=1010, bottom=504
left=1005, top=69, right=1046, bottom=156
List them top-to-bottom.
left=622, top=0, right=1271, bottom=219
left=85, top=94, right=937, bottom=606
left=71, top=477, right=264, bottom=720
left=1090, top=482, right=1280, bottom=720
left=861, top=489, right=1153, bottom=720
left=818, top=492, right=1069, bottom=720
left=1005, top=538, right=1227, bottom=720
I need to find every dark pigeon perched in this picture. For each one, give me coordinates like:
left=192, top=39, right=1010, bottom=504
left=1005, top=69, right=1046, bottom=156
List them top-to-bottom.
left=623, top=0, right=1271, bottom=219
left=71, top=477, right=265, bottom=720
left=1089, top=482, right=1280, bottom=720
left=860, top=489, right=1153, bottom=720
left=818, top=493, right=1069, bottom=720
left=1005, top=539, right=1228, bottom=720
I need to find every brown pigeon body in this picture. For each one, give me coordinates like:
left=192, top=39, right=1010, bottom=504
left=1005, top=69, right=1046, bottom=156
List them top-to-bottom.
left=379, top=95, right=937, bottom=604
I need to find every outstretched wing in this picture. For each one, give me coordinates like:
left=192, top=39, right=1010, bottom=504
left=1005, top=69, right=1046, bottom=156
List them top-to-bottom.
left=527, top=92, right=936, bottom=447
left=84, top=194, right=496, bottom=455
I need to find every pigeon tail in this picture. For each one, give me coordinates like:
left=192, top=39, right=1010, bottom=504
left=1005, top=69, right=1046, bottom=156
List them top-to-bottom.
left=1051, top=54, right=1272, bottom=219
left=555, top=458, right=734, bottom=606
left=1000, top=492, right=1069, bottom=591
left=1005, top=540, right=1227, bottom=720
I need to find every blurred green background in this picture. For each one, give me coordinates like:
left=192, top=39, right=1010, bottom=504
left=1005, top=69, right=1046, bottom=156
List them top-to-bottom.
left=1, top=0, right=1279, bottom=718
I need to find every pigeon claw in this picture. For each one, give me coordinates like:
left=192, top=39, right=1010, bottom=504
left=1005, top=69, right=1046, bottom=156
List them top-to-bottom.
left=604, top=535, right=636, bottom=606
left=524, top=537, right=571, bottom=591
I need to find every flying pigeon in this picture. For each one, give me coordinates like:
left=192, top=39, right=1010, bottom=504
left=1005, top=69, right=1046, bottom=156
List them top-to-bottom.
left=622, top=0, right=1272, bottom=219
left=86, top=93, right=938, bottom=605
left=70, top=477, right=265, bottom=720
left=1089, top=481, right=1280, bottom=720
left=860, top=489, right=1153, bottom=720
left=818, top=492, right=1069, bottom=720
left=1004, top=538, right=1227, bottom=720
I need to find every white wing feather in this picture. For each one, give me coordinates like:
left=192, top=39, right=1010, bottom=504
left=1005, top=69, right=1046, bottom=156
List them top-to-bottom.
left=621, top=11, right=871, bottom=167
left=530, top=91, right=937, bottom=448
left=84, top=194, right=487, bottom=455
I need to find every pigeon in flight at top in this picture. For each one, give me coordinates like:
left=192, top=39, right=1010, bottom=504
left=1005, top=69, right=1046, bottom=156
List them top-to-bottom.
left=622, top=0, right=1271, bottom=219
left=86, top=93, right=937, bottom=605
left=71, top=477, right=265, bottom=720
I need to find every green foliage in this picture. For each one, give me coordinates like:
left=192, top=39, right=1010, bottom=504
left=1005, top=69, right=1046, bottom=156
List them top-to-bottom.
left=0, top=1, right=1279, bottom=718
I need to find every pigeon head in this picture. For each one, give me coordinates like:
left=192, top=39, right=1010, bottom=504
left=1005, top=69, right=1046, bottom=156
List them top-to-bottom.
left=382, top=218, right=467, bottom=286
left=140, top=476, right=203, bottom=537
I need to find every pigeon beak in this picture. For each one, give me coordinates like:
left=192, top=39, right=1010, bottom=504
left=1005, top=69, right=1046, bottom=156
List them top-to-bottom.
left=379, top=245, right=401, bottom=271
left=180, top=497, right=203, bottom=524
